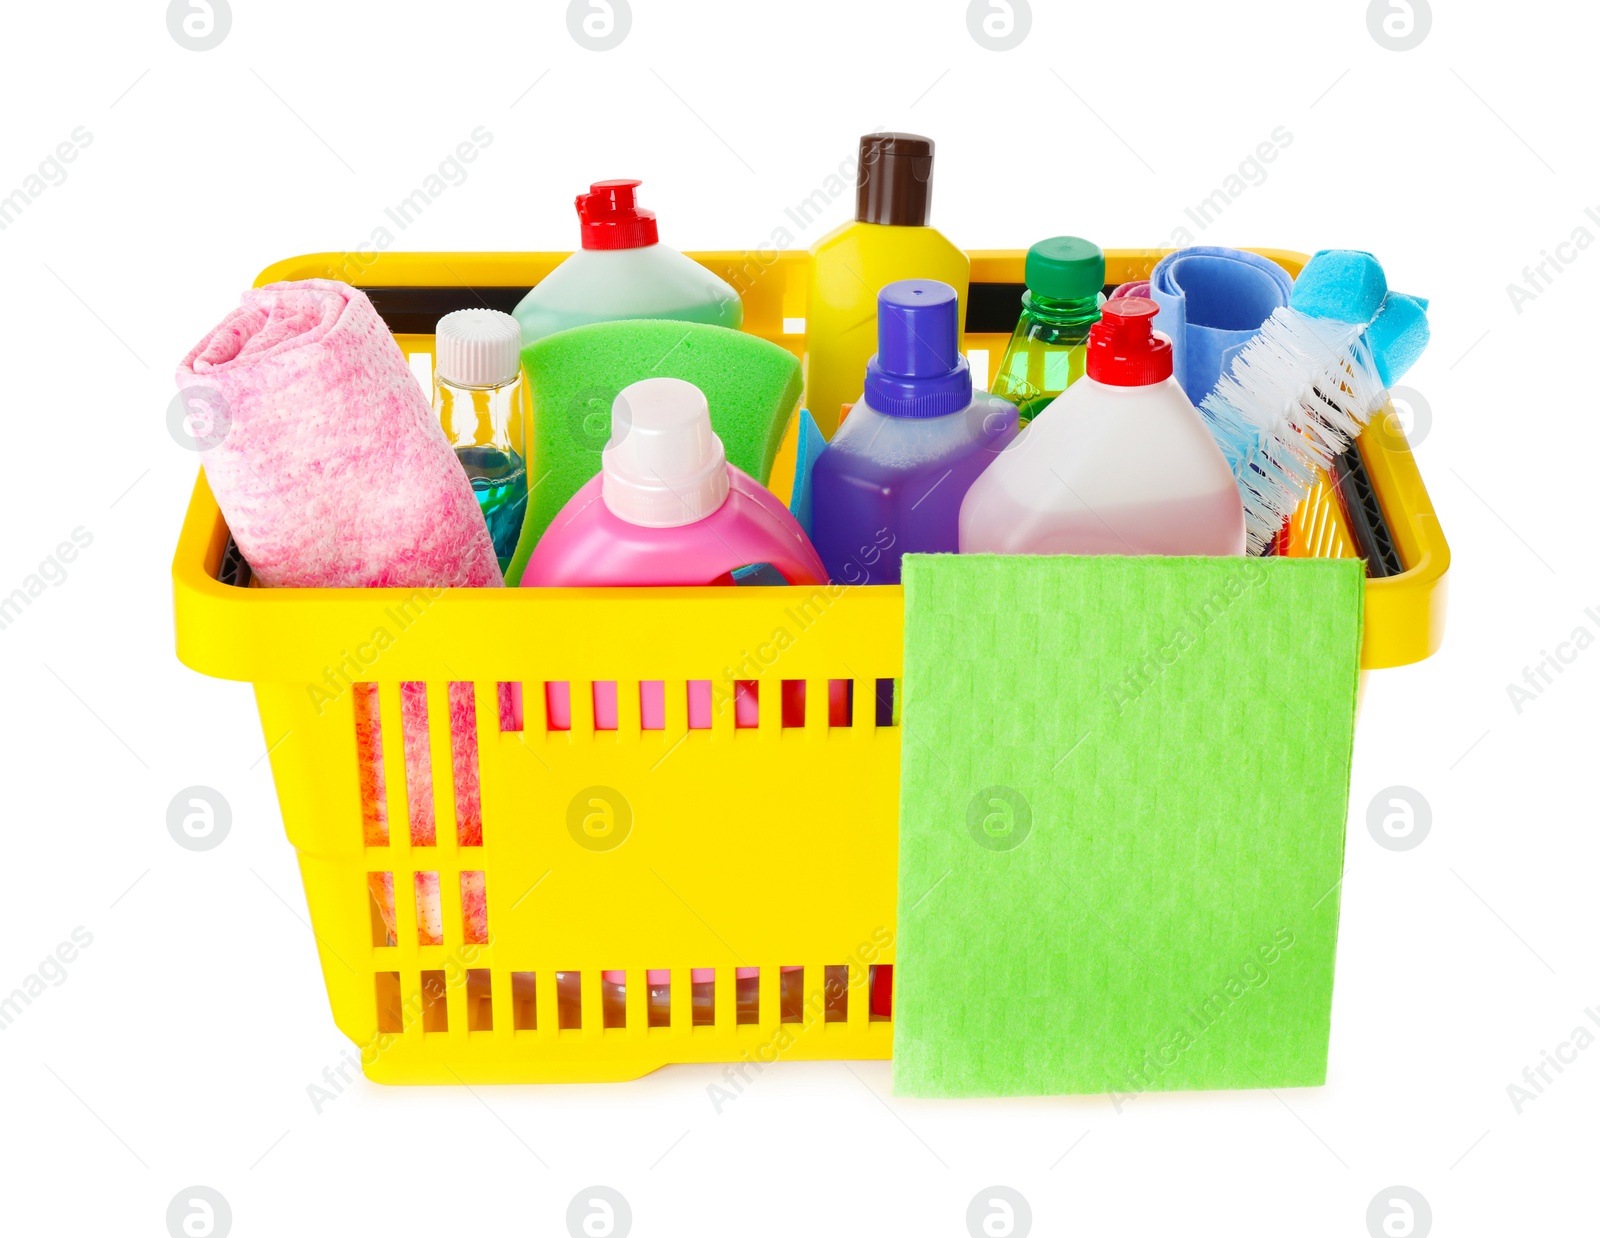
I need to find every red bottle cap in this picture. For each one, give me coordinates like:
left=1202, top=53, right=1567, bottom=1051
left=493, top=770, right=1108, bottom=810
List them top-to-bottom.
left=575, top=179, right=659, bottom=250
left=1086, top=296, right=1173, bottom=386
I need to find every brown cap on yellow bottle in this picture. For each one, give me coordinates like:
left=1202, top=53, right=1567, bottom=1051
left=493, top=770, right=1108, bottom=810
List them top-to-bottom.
left=856, top=132, right=935, bottom=227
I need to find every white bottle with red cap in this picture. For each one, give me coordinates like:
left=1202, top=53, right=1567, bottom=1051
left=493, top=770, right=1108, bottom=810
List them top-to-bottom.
left=512, top=179, right=744, bottom=345
left=959, top=297, right=1246, bottom=556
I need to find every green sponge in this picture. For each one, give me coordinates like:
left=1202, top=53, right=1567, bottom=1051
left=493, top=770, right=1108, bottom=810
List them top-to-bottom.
left=505, top=320, right=803, bottom=586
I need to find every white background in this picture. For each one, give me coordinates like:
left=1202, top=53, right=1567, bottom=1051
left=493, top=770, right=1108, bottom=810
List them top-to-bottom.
left=0, top=0, right=1593, bottom=1234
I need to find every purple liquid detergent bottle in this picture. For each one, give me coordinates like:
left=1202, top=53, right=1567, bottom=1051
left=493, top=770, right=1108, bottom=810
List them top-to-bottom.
left=810, top=279, right=1018, bottom=585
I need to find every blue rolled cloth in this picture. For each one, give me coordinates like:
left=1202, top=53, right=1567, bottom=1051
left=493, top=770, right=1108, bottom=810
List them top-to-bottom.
left=1150, top=247, right=1293, bottom=404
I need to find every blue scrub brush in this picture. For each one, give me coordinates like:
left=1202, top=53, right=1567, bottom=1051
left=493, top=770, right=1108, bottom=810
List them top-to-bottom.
left=1196, top=250, right=1429, bottom=554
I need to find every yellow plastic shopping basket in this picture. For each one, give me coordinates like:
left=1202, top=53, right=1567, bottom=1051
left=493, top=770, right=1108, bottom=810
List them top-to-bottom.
left=170, top=248, right=1449, bottom=1084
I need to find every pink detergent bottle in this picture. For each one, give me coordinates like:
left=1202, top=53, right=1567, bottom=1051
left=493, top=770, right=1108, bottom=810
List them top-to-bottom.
left=959, top=297, right=1246, bottom=556
left=522, top=374, right=825, bottom=591
left=520, top=375, right=827, bottom=732
left=522, top=376, right=823, bottom=1019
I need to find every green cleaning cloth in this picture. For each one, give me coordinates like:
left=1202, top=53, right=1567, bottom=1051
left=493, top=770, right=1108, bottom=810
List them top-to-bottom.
left=505, top=320, right=803, bottom=586
left=892, top=554, right=1364, bottom=1098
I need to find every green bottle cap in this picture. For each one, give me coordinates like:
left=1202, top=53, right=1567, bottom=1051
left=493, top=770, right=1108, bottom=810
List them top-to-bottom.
left=1024, top=236, right=1105, bottom=301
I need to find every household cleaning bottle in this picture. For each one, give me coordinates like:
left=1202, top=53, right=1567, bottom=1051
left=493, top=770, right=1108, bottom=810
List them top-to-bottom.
left=805, top=133, right=969, bottom=437
left=512, top=180, right=743, bottom=346
left=990, top=236, right=1105, bottom=424
left=810, top=279, right=1018, bottom=585
left=959, top=298, right=1245, bottom=556
left=433, top=308, right=527, bottom=568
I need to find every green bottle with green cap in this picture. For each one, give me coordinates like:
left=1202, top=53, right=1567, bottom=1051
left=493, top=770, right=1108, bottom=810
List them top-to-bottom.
left=990, top=237, right=1106, bottom=424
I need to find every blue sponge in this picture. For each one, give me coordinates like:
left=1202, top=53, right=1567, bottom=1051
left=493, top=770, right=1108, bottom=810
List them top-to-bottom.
left=1290, top=249, right=1388, bottom=324
left=1288, top=250, right=1430, bottom=385
left=1366, top=292, right=1431, bottom=387
left=788, top=407, right=829, bottom=536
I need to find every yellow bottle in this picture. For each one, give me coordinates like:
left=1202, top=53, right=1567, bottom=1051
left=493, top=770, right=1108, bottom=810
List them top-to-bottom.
left=805, top=133, right=969, bottom=438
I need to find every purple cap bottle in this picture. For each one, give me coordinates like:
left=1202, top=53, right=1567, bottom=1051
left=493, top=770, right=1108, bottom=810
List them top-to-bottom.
left=810, top=280, right=1019, bottom=585
left=863, top=280, right=973, bottom=418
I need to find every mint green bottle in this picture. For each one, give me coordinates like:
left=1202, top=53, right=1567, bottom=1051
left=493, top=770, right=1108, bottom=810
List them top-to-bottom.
left=513, top=179, right=742, bottom=346
left=990, top=237, right=1105, bottom=424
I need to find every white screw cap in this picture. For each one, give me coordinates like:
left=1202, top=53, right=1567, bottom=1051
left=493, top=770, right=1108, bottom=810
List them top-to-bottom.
left=434, top=308, right=522, bottom=387
left=601, top=377, right=730, bottom=528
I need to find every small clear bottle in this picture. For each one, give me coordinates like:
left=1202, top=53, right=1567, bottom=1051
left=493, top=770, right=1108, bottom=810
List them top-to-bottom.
left=990, top=237, right=1106, bottom=424
left=433, top=309, right=528, bottom=569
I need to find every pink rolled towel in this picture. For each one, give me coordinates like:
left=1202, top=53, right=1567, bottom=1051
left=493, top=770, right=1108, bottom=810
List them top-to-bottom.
left=176, top=278, right=501, bottom=589
left=180, top=281, right=502, bottom=920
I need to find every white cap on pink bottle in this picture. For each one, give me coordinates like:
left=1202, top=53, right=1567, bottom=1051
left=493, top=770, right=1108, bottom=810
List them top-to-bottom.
left=601, top=376, right=730, bottom=528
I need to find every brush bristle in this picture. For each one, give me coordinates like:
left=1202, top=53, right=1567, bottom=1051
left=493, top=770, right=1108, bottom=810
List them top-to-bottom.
left=1199, top=308, right=1388, bottom=555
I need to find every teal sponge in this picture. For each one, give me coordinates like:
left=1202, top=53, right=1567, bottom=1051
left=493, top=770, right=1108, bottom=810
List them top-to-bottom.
left=1290, top=249, right=1387, bottom=324
left=1366, top=292, right=1430, bottom=387
left=505, top=320, right=803, bottom=585
left=788, top=407, right=828, bottom=536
